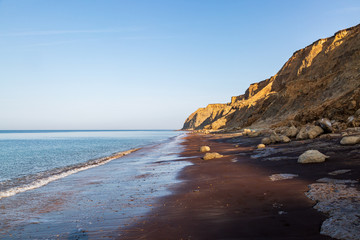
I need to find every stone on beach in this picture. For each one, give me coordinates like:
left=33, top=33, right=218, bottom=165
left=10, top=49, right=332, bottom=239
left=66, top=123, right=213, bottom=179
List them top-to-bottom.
left=355, top=108, right=360, bottom=117
left=317, top=118, right=333, bottom=133
left=296, top=125, right=324, bottom=140
left=285, top=126, right=298, bottom=138
left=296, top=126, right=309, bottom=140
left=307, top=126, right=324, bottom=139
left=248, top=131, right=260, bottom=137
left=269, top=133, right=281, bottom=143
left=261, top=134, right=289, bottom=145
left=280, top=135, right=291, bottom=143
left=340, top=136, right=360, bottom=145
left=261, top=137, right=272, bottom=145
left=257, top=144, right=266, bottom=149
left=200, top=146, right=211, bottom=152
left=298, top=150, right=329, bottom=163
left=203, top=152, right=223, bottom=160
left=269, top=173, right=298, bottom=181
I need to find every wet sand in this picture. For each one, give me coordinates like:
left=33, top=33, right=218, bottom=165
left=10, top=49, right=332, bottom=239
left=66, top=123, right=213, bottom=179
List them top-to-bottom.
left=1, top=132, right=358, bottom=239
left=121, top=133, right=360, bottom=239
left=0, top=135, right=191, bottom=239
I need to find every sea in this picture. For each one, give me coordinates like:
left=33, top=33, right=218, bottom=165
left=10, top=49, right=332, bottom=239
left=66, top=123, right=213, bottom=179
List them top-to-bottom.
left=0, top=130, right=191, bottom=239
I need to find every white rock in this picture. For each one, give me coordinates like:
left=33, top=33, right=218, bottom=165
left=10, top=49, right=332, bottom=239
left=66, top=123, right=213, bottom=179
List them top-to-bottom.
left=340, top=136, right=360, bottom=145
left=298, top=150, right=329, bottom=163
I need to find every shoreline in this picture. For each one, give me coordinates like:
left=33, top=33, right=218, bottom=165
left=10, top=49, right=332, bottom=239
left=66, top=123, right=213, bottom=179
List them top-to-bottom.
left=0, top=131, right=183, bottom=201
left=121, top=132, right=360, bottom=239
left=0, top=133, right=190, bottom=239
left=0, top=148, right=141, bottom=200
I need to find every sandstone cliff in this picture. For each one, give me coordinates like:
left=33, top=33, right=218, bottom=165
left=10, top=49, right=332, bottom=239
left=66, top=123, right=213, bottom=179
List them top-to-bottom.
left=183, top=24, right=360, bottom=131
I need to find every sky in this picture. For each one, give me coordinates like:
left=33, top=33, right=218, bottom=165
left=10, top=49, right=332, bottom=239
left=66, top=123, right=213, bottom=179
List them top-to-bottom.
left=0, top=0, right=359, bottom=130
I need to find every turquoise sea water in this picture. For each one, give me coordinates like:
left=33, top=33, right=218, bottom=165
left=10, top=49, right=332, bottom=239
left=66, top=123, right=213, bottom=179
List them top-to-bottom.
left=0, top=130, right=180, bottom=198
left=0, top=130, right=191, bottom=238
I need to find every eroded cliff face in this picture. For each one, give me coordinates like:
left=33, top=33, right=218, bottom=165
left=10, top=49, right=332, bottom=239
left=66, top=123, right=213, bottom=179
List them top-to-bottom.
left=183, top=24, right=360, bottom=130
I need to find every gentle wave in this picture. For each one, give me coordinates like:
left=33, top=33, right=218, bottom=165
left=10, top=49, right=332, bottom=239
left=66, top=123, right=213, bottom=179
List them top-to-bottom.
left=0, top=148, right=140, bottom=200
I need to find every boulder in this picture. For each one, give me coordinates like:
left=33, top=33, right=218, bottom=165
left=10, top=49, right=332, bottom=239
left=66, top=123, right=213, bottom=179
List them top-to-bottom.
left=348, top=100, right=357, bottom=110
left=355, top=108, right=360, bottom=117
left=346, top=115, right=360, bottom=127
left=347, top=115, right=355, bottom=123
left=317, top=118, right=333, bottom=133
left=296, top=125, right=324, bottom=140
left=285, top=126, right=298, bottom=138
left=296, top=126, right=309, bottom=140
left=308, top=126, right=324, bottom=139
left=243, top=129, right=252, bottom=134
left=248, top=131, right=260, bottom=137
left=269, top=133, right=281, bottom=143
left=280, top=135, right=291, bottom=143
left=340, top=136, right=360, bottom=145
left=261, top=137, right=272, bottom=145
left=257, top=144, right=266, bottom=149
left=200, top=146, right=211, bottom=152
left=298, top=150, right=329, bottom=163
left=203, top=152, right=223, bottom=160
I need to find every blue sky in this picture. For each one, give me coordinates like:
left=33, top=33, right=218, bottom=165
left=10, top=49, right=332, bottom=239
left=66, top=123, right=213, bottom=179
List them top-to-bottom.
left=0, top=0, right=359, bottom=130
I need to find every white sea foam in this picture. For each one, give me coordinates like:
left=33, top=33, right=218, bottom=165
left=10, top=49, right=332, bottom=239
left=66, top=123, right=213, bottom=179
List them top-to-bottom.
left=0, top=148, right=139, bottom=200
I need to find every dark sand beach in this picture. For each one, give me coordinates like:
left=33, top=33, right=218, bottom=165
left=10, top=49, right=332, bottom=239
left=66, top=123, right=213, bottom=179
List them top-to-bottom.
left=1, top=132, right=359, bottom=239
left=121, top=132, right=360, bottom=240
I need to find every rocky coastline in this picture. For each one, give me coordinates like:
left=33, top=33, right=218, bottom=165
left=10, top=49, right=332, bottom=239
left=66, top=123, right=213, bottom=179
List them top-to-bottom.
left=171, top=23, right=360, bottom=240
left=183, top=24, right=360, bottom=132
left=187, top=121, right=360, bottom=239
left=122, top=128, right=360, bottom=239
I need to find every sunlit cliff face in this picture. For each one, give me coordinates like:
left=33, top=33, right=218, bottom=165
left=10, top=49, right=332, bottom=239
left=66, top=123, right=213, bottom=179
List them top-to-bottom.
left=183, top=24, right=360, bottom=131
